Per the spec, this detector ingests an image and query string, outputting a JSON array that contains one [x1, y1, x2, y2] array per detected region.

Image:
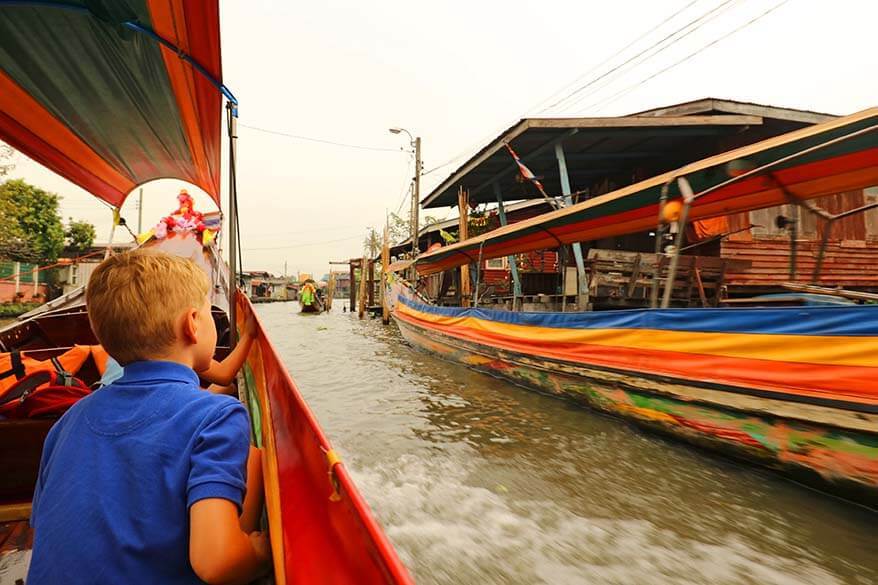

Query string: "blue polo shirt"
[[28, 360, 250, 585]]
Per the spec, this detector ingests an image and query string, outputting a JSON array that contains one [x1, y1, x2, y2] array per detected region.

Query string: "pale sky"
[[5, 0, 878, 278]]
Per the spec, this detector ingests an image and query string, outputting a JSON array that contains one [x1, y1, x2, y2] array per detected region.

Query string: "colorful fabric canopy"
[[0, 0, 224, 207], [416, 108, 878, 275]]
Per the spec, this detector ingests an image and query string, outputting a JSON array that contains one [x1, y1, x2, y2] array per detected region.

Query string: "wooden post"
[[326, 273, 335, 311], [358, 256, 367, 319], [13, 261, 19, 295], [349, 260, 356, 313], [381, 225, 390, 324], [33, 266, 38, 297], [458, 186, 471, 307], [367, 259, 375, 307]]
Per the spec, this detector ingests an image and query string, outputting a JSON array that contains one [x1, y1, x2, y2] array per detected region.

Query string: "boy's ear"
[[182, 308, 200, 345]]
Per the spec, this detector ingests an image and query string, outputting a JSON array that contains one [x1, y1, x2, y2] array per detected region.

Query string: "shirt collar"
[[116, 360, 200, 386]]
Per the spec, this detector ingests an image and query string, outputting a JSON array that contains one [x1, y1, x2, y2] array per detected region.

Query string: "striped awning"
[[0, 0, 226, 207], [416, 107, 878, 275]]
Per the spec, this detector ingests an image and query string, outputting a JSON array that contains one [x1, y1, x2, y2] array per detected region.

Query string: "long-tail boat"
[[299, 279, 324, 314], [0, 2, 412, 582], [389, 108, 878, 509]]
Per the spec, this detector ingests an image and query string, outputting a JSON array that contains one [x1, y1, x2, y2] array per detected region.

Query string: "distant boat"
[[299, 279, 324, 313]]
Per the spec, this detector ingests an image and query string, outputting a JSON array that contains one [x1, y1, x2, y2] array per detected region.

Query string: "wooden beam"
[[349, 261, 356, 312], [458, 186, 471, 307], [367, 259, 375, 307], [526, 115, 763, 129], [0, 502, 30, 523], [358, 256, 367, 319], [421, 119, 530, 208], [381, 225, 390, 324]]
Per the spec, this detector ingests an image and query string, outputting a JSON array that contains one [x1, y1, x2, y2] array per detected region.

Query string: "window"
[[70, 264, 79, 285], [485, 257, 507, 270]]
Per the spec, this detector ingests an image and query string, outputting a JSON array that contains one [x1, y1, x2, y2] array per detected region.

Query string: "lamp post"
[[389, 128, 421, 276]]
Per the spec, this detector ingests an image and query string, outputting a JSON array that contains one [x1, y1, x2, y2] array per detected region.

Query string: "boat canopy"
[[415, 108, 878, 275], [0, 0, 227, 207]]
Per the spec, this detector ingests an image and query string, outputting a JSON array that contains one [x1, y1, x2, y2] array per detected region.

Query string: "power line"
[[243, 234, 363, 251], [238, 123, 402, 153], [585, 0, 792, 113], [420, 0, 732, 181], [242, 223, 368, 239], [546, 0, 741, 113], [395, 181, 412, 215], [534, 0, 703, 113]]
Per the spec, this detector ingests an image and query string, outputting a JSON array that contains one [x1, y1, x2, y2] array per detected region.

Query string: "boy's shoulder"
[[54, 362, 246, 440]]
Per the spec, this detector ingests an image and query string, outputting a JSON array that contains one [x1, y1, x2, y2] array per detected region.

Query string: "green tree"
[[65, 218, 96, 253], [387, 212, 445, 246], [0, 179, 65, 262], [0, 144, 13, 178], [363, 227, 381, 259]]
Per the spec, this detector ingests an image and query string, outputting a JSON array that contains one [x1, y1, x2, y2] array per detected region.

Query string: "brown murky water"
[[257, 302, 878, 585]]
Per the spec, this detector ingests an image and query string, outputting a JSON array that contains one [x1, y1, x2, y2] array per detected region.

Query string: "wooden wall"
[[720, 187, 878, 292]]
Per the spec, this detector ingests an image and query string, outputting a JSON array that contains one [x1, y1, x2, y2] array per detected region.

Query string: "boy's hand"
[[243, 314, 257, 339], [249, 531, 271, 565]]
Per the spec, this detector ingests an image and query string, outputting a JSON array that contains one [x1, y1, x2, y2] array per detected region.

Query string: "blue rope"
[[0, 0, 239, 114]]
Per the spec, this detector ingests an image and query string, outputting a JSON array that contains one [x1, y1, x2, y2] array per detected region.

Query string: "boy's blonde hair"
[[86, 249, 211, 365]]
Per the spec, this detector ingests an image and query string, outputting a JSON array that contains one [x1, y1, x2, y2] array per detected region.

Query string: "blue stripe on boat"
[[397, 295, 878, 336]]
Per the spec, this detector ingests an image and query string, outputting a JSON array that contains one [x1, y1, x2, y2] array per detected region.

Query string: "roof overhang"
[[422, 114, 765, 209]]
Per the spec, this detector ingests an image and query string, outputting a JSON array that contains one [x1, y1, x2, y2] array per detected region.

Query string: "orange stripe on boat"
[[0, 69, 134, 205], [394, 308, 878, 406], [146, 0, 221, 203]]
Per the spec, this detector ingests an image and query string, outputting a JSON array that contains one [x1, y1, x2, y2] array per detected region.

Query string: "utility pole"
[[137, 187, 143, 233], [390, 128, 421, 282], [411, 136, 421, 262]]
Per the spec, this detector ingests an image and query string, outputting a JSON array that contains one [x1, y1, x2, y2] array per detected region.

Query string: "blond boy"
[[29, 250, 270, 584]]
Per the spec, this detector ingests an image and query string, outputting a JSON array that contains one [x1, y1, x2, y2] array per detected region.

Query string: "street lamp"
[[389, 127, 422, 276], [388, 127, 414, 144]]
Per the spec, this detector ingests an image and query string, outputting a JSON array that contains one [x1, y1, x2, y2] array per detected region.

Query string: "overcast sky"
[[5, 0, 878, 278]]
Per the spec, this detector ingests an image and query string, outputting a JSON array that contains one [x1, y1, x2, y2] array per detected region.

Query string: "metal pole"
[[137, 187, 144, 233], [650, 182, 672, 308], [661, 178, 694, 309], [493, 182, 521, 310], [554, 142, 588, 310], [227, 103, 238, 348]]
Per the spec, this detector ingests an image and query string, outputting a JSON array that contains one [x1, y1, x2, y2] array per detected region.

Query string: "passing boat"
[[299, 279, 324, 313], [0, 2, 411, 583], [389, 108, 878, 509]]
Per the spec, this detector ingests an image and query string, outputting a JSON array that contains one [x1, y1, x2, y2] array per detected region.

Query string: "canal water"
[[257, 302, 878, 585]]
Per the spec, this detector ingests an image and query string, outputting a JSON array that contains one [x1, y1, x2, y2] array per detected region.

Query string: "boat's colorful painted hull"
[[390, 282, 878, 508], [237, 294, 412, 584]]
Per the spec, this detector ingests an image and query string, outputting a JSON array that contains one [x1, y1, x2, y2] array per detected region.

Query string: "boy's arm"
[[188, 403, 270, 584], [190, 499, 270, 585], [201, 314, 257, 386], [239, 446, 264, 534]]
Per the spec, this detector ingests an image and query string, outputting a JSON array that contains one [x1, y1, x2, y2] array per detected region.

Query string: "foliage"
[[387, 212, 445, 246], [0, 144, 12, 178], [0, 302, 41, 318], [363, 227, 381, 259], [0, 179, 65, 263], [387, 212, 411, 245], [65, 218, 97, 253]]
